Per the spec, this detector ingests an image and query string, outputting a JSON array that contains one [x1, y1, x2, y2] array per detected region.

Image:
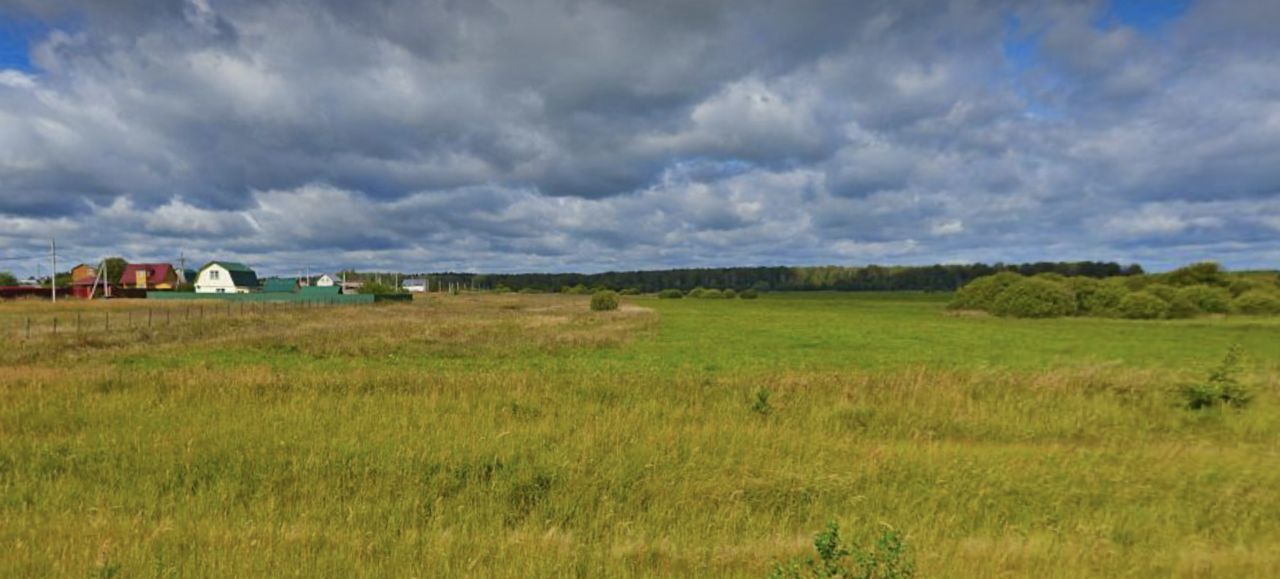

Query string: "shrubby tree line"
[[950, 262, 1280, 319], [408, 261, 1140, 294]]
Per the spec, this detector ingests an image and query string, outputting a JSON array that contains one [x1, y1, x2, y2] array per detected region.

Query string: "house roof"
[[202, 261, 254, 272], [120, 263, 175, 286]]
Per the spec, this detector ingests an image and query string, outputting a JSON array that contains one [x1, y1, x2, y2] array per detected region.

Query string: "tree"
[[101, 257, 129, 285], [0, 271, 17, 286]]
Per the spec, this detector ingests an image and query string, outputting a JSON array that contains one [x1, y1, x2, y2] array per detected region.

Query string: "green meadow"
[[2, 293, 1279, 577]]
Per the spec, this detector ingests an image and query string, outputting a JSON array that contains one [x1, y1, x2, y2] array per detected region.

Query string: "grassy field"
[[2, 292, 1279, 577]]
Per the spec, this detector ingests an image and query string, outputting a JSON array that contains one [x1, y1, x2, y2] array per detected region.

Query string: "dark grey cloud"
[[1, 0, 1279, 275]]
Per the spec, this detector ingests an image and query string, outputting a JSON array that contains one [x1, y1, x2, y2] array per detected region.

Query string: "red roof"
[[119, 263, 175, 287]]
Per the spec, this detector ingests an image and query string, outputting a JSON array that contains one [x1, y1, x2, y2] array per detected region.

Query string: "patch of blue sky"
[[1000, 13, 1063, 120], [1098, 0, 1192, 33], [667, 157, 757, 182], [0, 13, 49, 72]]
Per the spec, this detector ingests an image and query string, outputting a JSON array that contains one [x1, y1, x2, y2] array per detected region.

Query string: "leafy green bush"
[[990, 278, 1076, 318], [1229, 277, 1269, 297], [360, 280, 404, 295], [590, 290, 619, 311], [1165, 261, 1228, 287], [739, 288, 759, 299], [657, 289, 684, 299], [723, 288, 738, 299], [1118, 291, 1169, 319], [1166, 295, 1200, 319], [687, 287, 707, 298], [1032, 272, 1067, 283], [619, 288, 642, 296], [1064, 276, 1126, 316], [949, 271, 1023, 311], [1175, 285, 1231, 314], [1181, 345, 1251, 409], [1143, 283, 1178, 303], [1231, 290, 1280, 315], [700, 289, 725, 299], [769, 522, 914, 579]]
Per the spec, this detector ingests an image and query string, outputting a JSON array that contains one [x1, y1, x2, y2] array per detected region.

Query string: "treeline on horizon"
[[371, 261, 1145, 293]]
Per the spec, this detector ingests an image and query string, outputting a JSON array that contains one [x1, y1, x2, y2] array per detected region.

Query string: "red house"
[[119, 263, 180, 290]]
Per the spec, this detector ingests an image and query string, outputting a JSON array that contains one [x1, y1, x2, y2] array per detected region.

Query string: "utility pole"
[[50, 238, 56, 303]]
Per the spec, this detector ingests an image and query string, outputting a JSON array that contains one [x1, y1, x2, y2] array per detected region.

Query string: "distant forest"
[[384, 261, 1144, 293]]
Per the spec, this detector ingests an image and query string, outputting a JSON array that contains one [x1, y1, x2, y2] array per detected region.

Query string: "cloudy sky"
[[1, 0, 1278, 276]]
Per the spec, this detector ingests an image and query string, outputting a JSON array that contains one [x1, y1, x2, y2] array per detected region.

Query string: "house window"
[[210, 270, 220, 280]]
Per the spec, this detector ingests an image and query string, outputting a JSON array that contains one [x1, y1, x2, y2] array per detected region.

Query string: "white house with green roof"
[[194, 261, 260, 294]]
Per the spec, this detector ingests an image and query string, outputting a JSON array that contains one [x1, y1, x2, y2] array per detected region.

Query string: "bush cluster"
[[589, 290, 619, 311], [672, 287, 752, 299], [950, 261, 1280, 319]]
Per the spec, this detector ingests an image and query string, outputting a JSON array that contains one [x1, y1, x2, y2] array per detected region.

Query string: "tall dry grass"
[[1, 293, 1278, 577]]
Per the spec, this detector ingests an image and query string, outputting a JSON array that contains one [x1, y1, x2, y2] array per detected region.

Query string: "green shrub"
[[619, 288, 642, 296], [1175, 285, 1231, 314], [723, 288, 738, 299], [1166, 295, 1200, 319], [739, 288, 759, 299], [1165, 261, 1229, 287], [561, 284, 592, 295], [657, 289, 684, 299], [687, 287, 707, 298], [360, 280, 404, 295], [1231, 290, 1280, 315], [949, 272, 1023, 311], [1228, 277, 1269, 297], [517, 287, 543, 294], [1118, 291, 1169, 319], [590, 290, 619, 311], [700, 289, 725, 299], [990, 278, 1075, 318], [1143, 283, 1178, 302], [1181, 345, 1251, 409], [1079, 282, 1129, 317], [1033, 272, 1067, 283], [769, 522, 914, 579]]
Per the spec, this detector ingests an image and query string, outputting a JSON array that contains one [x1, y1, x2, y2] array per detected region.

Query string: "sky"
[[0, 0, 1278, 277]]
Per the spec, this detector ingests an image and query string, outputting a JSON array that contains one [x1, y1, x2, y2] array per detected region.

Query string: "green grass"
[[2, 293, 1279, 577]]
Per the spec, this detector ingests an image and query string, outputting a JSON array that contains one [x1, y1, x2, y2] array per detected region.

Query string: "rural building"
[[402, 278, 427, 292], [194, 261, 260, 294], [314, 273, 342, 287], [120, 263, 180, 290], [70, 264, 97, 284], [262, 278, 301, 293], [70, 264, 99, 299]]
